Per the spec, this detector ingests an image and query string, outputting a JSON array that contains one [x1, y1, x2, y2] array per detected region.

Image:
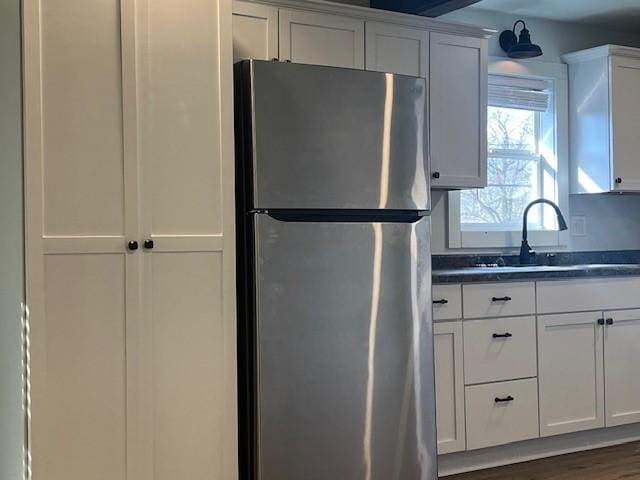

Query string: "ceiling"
[[472, 0, 640, 33]]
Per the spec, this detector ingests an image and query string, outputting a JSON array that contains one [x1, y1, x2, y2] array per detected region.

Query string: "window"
[[448, 60, 569, 249]]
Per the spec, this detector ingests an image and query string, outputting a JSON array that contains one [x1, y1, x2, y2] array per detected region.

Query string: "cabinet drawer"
[[463, 316, 537, 385], [463, 282, 535, 319], [465, 378, 539, 450], [433, 284, 462, 321], [537, 277, 640, 314]]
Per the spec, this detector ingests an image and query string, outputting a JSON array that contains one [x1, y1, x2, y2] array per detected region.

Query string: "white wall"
[[0, 0, 25, 477], [432, 8, 640, 254], [442, 7, 640, 63]]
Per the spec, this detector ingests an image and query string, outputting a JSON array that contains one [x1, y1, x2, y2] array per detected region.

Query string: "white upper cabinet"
[[429, 33, 487, 189], [537, 312, 605, 437], [232, 1, 278, 61], [603, 309, 640, 427], [364, 22, 428, 77], [564, 45, 640, 193], [609, 55, 640, 191], [231, 2, 490, 190], [279, 9, 364, 68]]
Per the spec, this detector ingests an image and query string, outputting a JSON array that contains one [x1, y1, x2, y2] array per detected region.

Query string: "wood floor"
[[444, 441, 640, 480]]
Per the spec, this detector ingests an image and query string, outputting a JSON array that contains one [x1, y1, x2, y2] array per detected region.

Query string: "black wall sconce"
[[499, 20, 543, 59]]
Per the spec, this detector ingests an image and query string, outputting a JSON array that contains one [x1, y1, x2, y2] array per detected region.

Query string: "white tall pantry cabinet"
[[22, 1, 237, 479]]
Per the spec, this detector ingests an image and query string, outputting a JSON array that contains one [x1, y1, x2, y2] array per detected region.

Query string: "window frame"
[[447, 57, 570, 249]]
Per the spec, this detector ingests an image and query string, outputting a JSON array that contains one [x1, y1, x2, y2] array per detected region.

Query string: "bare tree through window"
[[461, 106, 540, 229]]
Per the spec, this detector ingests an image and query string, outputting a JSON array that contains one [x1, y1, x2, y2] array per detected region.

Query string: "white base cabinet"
[[436, 277, 640, 472], [434, 321, 466, 454], [604, 309, 640, 427], [538, 312, 605, 437]]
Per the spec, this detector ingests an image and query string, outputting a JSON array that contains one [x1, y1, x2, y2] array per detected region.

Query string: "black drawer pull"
[[433, 299, 449, 305], [492, 296, 512, 302], [492, 332, 513, 339], [494, 396, 514, 403]]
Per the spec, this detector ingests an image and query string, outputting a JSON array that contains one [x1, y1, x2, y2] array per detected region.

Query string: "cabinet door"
[[24, 1, 135, 478], [279, 9, 364, 68], [538, 312, 605, 437], [232, 0, 278, 61], [365, 22, 428, 77], [434, 321, 466, 454], [429, 33, 487, 189], [610, 56, 640, 191], [604, 309, 640, 427], [143, 252, 229, 479], [136, 0, 237, 478]]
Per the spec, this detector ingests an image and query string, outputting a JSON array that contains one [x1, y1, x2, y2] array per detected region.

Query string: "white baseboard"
[[438, 423, 640, 477]]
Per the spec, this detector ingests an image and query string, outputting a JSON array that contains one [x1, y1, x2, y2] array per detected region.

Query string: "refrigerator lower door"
[[254, 214, 436, 480]]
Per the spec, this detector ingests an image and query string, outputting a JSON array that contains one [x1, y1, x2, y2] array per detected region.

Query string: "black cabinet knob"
[[432, 171, 440, 179], [616, 177, 623, 184], [597, 318, 605, 325], [606, 318, 614, 325], [144, 239, 154, 250], [433, 299, 449, 305], [128, 240, 139, 251]]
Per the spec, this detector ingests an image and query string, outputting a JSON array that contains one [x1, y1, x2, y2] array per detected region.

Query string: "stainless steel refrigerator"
[[234, 59, 437, 480]]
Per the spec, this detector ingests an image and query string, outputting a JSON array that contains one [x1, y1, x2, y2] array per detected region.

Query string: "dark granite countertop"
[[433, 263, 640, 284], [432, 250, 640, 284]]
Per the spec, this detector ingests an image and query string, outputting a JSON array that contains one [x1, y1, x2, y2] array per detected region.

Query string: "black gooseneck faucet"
[[519, 199, 568, 265]]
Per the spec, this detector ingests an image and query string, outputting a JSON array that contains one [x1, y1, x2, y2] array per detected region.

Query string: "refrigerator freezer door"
[[248, 60, 429, 211], [254, 214, 436, 480]]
